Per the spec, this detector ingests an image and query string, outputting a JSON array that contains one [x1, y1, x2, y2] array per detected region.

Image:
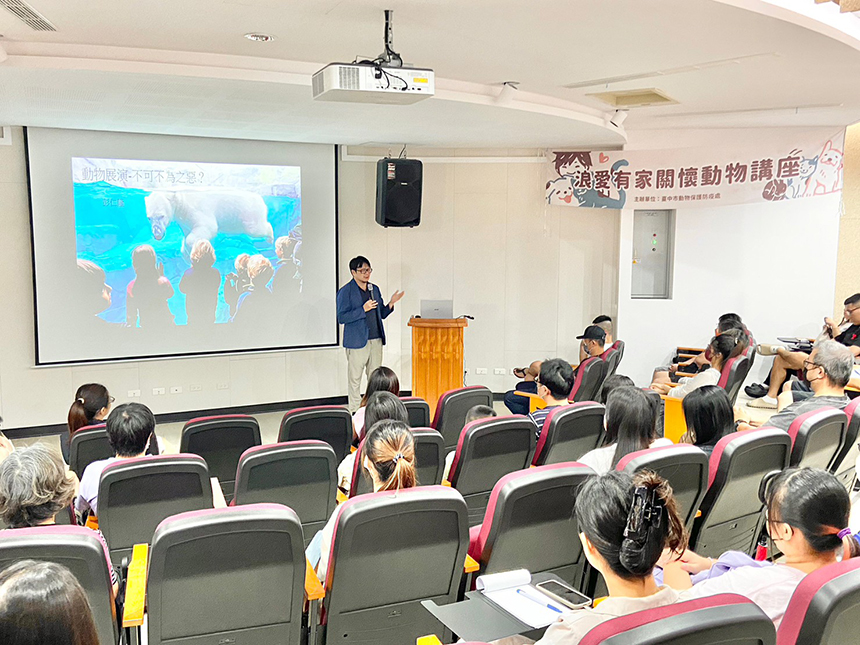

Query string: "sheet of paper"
[[482, 585, 562, 629]]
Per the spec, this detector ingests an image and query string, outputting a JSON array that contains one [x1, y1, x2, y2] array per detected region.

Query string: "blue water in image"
[[74, 182, 301, 325]]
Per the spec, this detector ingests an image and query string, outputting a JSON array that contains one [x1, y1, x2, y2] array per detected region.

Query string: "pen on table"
[[516, 587, 562, 613]]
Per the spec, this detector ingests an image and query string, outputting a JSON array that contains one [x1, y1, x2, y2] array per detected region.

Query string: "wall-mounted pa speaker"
[[375, 158, 422, 227]]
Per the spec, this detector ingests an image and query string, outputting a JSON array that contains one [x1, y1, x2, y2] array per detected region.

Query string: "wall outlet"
[[170, 386, 182, 394], [216, 383, 229, 390], [189, 384, 202, 392], [152, 387, 166, 396], [127, 389, 141, 398], [475, 367, 488, 375], [494, 368, 506, 375]]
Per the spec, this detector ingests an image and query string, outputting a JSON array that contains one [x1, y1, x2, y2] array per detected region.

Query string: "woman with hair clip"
[[62, 383, 113, 464], [501, 471, 687, 645], [679, 385, 735, 456], [352, 366, 400, 440], [310, 417, 416, 582], [650, 333, 737, 399], [577, 386, 672, 475], [664, 467, 860, 627]]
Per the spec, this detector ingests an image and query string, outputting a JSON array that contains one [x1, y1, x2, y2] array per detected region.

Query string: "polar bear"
[[145, 189, 274, 258]]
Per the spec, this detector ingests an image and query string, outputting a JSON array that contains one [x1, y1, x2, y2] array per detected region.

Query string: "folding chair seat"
[[776, 557, 860, 645], [401, 396, 432, 427], [98, 454, 213, 564], [532, 402, 604, 466], [468, 463, 594, 589], [689, 428, 791, 557], [830, 398, 860, 490], [233, 441, 337, 546], [180, 414, 261, 501], [717, 351, 752, 405], [784, 407, 847, 470], [0, 526, 118, 645], [448, 416, 535, 526], [615, 444, 709, 530], [321, 486, 468, 645], [69, 424, 111, 479], [579, 593, 774, 645], [432, 386, 493, 450], [413, 428, 445, 485], [569, 357, 606, 403], [147, 504, 305, 645], [278, 406, 352, 462]]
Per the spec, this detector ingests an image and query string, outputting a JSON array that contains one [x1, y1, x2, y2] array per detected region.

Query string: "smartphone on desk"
[[535, 580, 591, 610]]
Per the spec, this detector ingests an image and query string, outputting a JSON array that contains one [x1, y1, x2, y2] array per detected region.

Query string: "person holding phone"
[[499, 471, 686, 645]]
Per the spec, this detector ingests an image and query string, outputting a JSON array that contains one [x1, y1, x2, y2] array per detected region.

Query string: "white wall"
[[616, 194, 842, 385], [0, 130, 618, 430]]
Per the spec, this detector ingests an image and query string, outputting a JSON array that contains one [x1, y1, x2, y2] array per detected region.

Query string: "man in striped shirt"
[[528, 358, 575, 440]]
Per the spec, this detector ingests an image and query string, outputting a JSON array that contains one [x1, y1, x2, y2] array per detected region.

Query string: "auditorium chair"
[[601, 340, 625, 379], [468, 463, 594, 589], [401, 396, 432, 427], [447, 416, 535, 526], [320, 486, 468, 645], [689, 428, 792, 557], [579, 594, 775, 645], [432, 386, 493, 450], [349, 437, 373, 498], [278, 405, 352, 463], [569, 357, 607, 403], [98, 454, 213, 564], [615, 444, 709, 530], [531, 402, 604, 466], [69, 423, 112, 479], [784, 407, 847, 470], [0, 526, 118, 645], [180, 414, 261, 501], [776, 557, 860, 645], [830, 398, 860, 490], [147, 505, 305, 645], [232, 441, 337, 546], [718, 348, 753, 406], [350, 428, 446, 498]]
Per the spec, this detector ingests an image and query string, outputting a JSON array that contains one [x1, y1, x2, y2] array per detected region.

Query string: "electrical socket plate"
[[170, 386, 182, 394], [127, 389, 141, 398], [190, 384, 202, 392], [216, 383, 229, 390], [475, 367, 488, 375], [494, 368, 506, 375], [152, 387, 166, 396]]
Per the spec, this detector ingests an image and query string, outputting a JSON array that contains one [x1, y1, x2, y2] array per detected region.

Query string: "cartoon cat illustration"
[[788, 155, 817, 199], [804, 140, 843, 197]]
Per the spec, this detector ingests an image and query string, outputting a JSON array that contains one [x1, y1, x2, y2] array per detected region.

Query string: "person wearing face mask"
[[576, 325, 607, 364], [737, 340, 853, 432]]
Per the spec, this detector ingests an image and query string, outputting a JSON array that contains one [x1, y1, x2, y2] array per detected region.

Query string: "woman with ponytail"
[[664, 467, 859, 627], [62, 384, 113, 464], [651, 333, 737, 399], [310, 418, 417, 581]]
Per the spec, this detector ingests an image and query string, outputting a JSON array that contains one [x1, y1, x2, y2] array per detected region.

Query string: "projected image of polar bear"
[[145, 189, 275, 257]]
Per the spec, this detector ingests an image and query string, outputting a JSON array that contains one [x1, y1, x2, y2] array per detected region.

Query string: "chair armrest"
[[304, 557, 325, 601], [122, 544, 149, 628], [417, 637, 444, 645], [513, 391, 546, 413], [677, 346, 706, 354], [464, 554, 479, 574], [675, 372, 698, 379], [441, 479, 451, 487], [336, 489, 348, 504]]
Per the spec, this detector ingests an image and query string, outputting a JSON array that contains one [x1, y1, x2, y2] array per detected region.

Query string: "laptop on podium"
[[420, 299, 454, 319]]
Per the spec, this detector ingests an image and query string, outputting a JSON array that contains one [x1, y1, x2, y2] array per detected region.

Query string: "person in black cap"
[[577, 324, 607, 364]]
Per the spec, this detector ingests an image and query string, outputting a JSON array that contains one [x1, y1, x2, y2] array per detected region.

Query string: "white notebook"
[[476, 569, 565, 629]]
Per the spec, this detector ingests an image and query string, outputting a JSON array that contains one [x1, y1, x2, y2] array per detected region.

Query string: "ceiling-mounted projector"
[[312, 9, 434, 105]]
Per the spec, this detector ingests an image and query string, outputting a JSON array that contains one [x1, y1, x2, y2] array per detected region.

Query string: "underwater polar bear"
[[145, 189, 274, 257]]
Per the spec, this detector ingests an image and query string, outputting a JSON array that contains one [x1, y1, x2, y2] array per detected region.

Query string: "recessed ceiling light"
[[244, 33, 275, 42]]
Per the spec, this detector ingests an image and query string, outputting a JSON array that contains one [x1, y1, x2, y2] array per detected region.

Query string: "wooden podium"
[[408, 317, 468, 417]]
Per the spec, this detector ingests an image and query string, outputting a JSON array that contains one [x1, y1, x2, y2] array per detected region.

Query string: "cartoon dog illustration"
[[805, 140, 843, 197], [546, 176, 576, 205]]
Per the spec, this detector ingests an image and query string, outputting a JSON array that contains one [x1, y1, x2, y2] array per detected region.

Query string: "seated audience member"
[[664, 468, 859, 628], [75, 403, 155, 518], [651, 333, 737, 399], [578, 386, 672, 475], [442, 404, 499, 482], [528, 359, 575, 440], [747, 294, 860, 408], [62, 383, 113, 464], [591, 314, 614, 346], [0, 446, 118, 589], [505, 360, 542, 416], [312, 419, 417, 582], [738, 340, 852, 432], [336, 391, 408, 491], [577, 325, 606, 364], [352, 366, 400, 440], [0, 560, 100, 645], [500, 471, 686, 645], [680, 386, 735, 456], [660, 313, 747, 378], [597, 374, 634, 405]]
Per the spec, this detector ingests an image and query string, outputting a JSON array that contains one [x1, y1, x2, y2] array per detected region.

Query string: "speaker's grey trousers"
[[346, 338, 383, 413]]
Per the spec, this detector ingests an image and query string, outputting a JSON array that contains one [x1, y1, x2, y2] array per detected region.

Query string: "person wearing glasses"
[[527, 358, 575, 440], [737, 340, 853, 432], [336, 256, 404, 413]]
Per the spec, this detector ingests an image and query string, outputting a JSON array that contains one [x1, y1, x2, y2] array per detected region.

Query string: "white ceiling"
[[0, 0, 859, 147]]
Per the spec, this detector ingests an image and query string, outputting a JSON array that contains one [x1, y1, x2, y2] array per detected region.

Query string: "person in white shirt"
[[663, 467, 860, 628], [498, 470, 687, 645], [650, 333, 738, 400], [578, 386, 672, 475], [351, 366, 400, 441]]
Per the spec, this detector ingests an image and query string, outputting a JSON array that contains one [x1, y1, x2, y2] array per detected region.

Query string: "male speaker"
[[375, 158, 422, 227]]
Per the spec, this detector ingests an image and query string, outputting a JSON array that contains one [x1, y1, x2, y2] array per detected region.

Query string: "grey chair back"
[[0, 526, 117, 645], [690, 428, 791, 558], [147, 504, 305, 645], [69, 424, 112, 479], [233, 440, 337, 546], [831, 398, 860, 490], [431, 386, 493, 450], [717, 352, 752, 406], [97, 454, 213, 564], [532, 402, 604, 466], [401, 396, 431, 427], [322, 486, 468, 645], [278, 406, 352, 462], [180, 414, 261, 501], [448, 416, 535, 526], [569, 357, 606, 403], [786, 408, 847, 470], [413, 428, 445, 485]]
